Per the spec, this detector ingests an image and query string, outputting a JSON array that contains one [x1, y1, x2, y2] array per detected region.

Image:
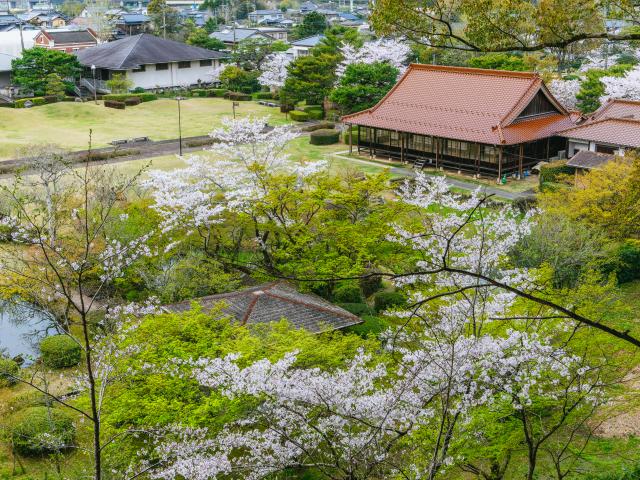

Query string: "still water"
[[0, 304, 57, 364]]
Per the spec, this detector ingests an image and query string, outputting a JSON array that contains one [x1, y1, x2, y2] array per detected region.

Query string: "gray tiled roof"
[[210, 28, 268, 43], [45, 29, 96, 43], [76, 33, 226, 69], [166, 282, 362, 333], [291, 34, 324, 47], [566, 150, 615, 169]]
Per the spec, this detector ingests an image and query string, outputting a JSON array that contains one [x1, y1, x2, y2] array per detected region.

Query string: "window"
[[484, 146, 498, 164], [155, 63, 168, 70], [178, 61, 191, 69], [133, 65, 146, 72], [200, 59, 212, 67]]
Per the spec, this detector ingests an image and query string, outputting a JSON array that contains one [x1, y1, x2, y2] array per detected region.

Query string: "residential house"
[[342, 64, 577, 179], [75, 33, 227, 90], [248, 9, 283, 24], [115, 13, 150, 35], [256, 26, 288, 41], [34, 29, 98, 52], [0, 12, 20, 31], [166, 282, 361, 333], [209, 27, 274, 48], [288, 34, 324, 58], [18, 11, 67, 28], [300, 1, 318, 13], [315, 8, 340, 22]]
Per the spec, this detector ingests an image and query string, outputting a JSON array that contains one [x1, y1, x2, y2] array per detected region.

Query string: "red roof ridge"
[[559, 116, 640, 134], [407, 63, 539, 79]]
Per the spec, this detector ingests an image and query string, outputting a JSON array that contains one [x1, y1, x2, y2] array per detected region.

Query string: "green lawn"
[[0, 98, 289, 160]]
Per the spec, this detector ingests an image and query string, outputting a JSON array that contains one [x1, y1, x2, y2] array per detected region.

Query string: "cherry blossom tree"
[[0, 144, 156, 480], [600, 65, 640, 103], [549, 78, 582, 110], [258, 53, 291, 91], [336, 38, 412, 78]]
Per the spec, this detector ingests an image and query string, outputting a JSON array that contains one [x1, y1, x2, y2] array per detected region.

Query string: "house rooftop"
[[39, 29, 97, 44], [343, 64, 575, 146], [291, 34, 324, 47], [165, 282, 362, 333], [567, 150, 615, 169], [76, 33, 226, 69], [210, 27, 267, 43]]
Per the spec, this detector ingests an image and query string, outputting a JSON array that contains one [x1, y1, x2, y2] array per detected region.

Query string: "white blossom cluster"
[[258, 53, 292, 89], [549, 78, 582, 110], [336, 38, 412, 78], [98, 234, 154, 282], [600, 65, 640, 103]]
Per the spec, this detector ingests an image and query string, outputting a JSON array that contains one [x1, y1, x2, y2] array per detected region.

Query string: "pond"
[[0, 304, 58, 365]]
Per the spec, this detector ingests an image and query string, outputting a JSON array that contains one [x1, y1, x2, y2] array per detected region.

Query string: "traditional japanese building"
[[342, 64, 577, 179]]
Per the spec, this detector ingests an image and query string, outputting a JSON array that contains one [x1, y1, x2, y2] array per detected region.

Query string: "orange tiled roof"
[[342, 64, 572, 146], [559, 118, 640, 148], [591, 98, 640, 121]]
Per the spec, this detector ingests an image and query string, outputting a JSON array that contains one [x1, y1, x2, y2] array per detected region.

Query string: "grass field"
[[0, 99, 289, 160]]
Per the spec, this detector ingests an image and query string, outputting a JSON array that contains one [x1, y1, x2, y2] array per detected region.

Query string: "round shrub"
[[333, 282, 363, 303], [302, 105, 322, 112], [306, 109, 324, 120], [104, 100, 125, 110], [0, 357, 19, 387], [256, 92, 275, 100], [40, 335, 81, 369], [289, 110, 309, 122], [310, 129, 340, 145], [12, 406, 75, 456], [124, 97, 142, 106], [373, 291, 407, 313]]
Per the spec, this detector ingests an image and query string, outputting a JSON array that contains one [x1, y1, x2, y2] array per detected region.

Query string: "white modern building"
[[0, 30, 38, 92], [75, 33, 227, 91]]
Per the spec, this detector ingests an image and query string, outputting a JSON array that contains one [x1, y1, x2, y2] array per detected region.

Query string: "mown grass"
[[0, 99, 289, 160]]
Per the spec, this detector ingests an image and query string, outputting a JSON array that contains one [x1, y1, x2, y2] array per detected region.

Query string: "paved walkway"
[[330, 151, 536, 201]]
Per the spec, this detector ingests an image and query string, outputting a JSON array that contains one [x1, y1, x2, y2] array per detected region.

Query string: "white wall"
[[126, 59, 222, 89]]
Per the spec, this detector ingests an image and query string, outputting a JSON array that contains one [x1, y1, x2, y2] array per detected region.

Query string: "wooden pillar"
[[476, 143, 481, 177], [357, 125, 361, 154], [400, 131, 405, 162], [435, 137, 439, 169], [372, 128, 376, 158], [497, 146, 503, 182], [546, 137, 550, 160], [518, 144, 524, 178], [348, 123, 353, 155]]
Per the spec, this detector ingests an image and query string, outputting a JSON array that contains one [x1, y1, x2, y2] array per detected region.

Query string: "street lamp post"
[[175, 96, 186, 155], [91, 64, 97, 105]]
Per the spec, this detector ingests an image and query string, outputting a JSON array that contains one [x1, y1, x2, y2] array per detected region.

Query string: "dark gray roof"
[[76, 33, 226, 69], [210, 28, 269, 43], [166, 282, 362, 333], [567, 150, 615, 169], [291, 34, 324, 47], [117, 14, 149, 24], [45, 29, 96, 43]]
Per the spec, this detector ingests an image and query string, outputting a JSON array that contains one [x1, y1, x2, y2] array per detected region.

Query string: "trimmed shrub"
[[256, 92, 275, 100], [40, 335, 81, 369], [191, 89, 209, 97], [103, 93, 157, 102], [0, 102, 14, 108], [306, 109, 324, 120], [539, 160, 574, 184], [104, 100, 125, 109], [373, 291, 406, 313], [333, 282, 363, 303], [310, 129, 340, 145], [124, 97, 142, 106], [43, 95, 59, 104], [290, 110, 309, 122], [302, 105, 322, 112], [280, 103, 294, 113], [603, 239, 640, 284], [0, 357, 19, 387], [132, 87, 145, 93], [12, 407, 75, 456], [15, 97, 47, 108], [337, 303, 374, 317], [211, 88, 228, 97], [301, 121, 336, 132], [63, 96, 76, 102], [225, 92, 252, 101]]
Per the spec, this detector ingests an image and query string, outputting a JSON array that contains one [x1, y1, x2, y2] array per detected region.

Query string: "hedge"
[[301, 121, 336, 132], [310, 129, 340, 145], [373, 291, 406, 313], [333, 282, 363, 303], [43, 95, 59, 104], [306, 109, 324, 120], [40, 335, 81, 369], [345, 315, 389, 337], [256, 92, 275, 100], [224, 91, 252, 101], [191, 89, 209, 97], [15, 97, 47, 108], [280, 104, 295, 113], [12, 407, 76, 456], [211, 88, 228, 97], [602, 239, 640, 284], [302, 105, 322, 112], [0, 357, 19, 387], [104, 100, 125, 109], [290, 110, 309, 122], [103, 93, 157, 102], [539, 160, 575, 184], [124, 97, 142, 106]]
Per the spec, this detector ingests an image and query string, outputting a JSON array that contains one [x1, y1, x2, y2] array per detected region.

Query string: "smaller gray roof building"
[[291, 34, 325, 47], [566, 150, 615, 170], [166, 282, 362, 333], [76, 33, 226, 69], [117, 14, 150, 25]]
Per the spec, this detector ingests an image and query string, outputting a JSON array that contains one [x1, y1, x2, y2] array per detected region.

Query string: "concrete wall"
[[125, 59, 222, 89]]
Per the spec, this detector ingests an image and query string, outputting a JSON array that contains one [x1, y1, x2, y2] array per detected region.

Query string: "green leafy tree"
[[232, 38, 277, 71], [106, 73, 133, 94], [186, 28, 226, 50], [59, 0, 84, 17], [576, 64, 632, 113], [219, 65, 260, 92], [45, 72, 66, 99], [468, 53, 528, 71], [11, 48, 81, 96], [282, 53, 340, 105], [202, 16, 219, 33], [292, 11, 327, 39], [330, 62, 399, 113], [148, 0, 181, 38]]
